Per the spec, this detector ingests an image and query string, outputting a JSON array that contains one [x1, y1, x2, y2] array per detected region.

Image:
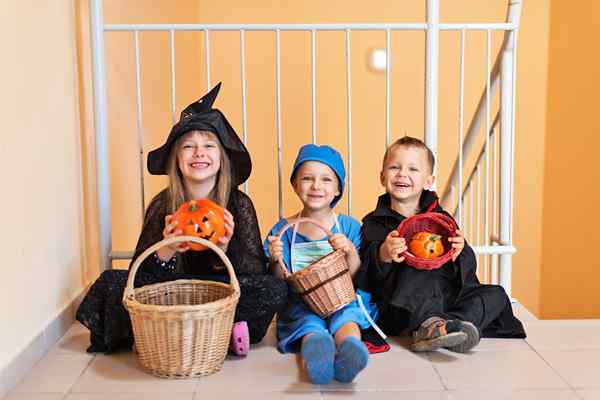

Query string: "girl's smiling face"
[[177, 131, 221, 185], [293, 161, 340, 211]]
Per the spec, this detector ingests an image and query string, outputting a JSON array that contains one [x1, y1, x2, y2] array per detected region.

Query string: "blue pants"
[[277, 289, 378, 353]]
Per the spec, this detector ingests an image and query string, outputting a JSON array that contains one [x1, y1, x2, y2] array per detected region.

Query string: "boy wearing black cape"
[[355, 137, 525, 353]]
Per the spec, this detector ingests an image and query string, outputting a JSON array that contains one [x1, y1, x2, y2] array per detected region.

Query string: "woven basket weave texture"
[[123, 235, 240, 378]]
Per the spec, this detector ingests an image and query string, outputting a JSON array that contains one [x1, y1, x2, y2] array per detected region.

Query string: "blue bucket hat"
[[290, 144, 346, 208]]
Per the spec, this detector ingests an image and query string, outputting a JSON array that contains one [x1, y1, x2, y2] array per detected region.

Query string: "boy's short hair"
[[382, 136, 435, 174]]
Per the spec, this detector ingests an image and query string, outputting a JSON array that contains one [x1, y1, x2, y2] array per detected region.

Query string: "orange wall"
[[89, 1, 551, 316], [540, 1, 600, 318], [77, 0, 202, 269]]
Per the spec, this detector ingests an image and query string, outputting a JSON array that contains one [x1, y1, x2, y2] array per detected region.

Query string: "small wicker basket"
[[396, 212, 459, 270], [123, 235, 240, 379], [276, 218, 355, 318]]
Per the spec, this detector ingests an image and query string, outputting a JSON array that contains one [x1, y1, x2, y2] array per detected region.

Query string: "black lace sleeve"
[[128, 190, 170, 275], [226, 189, 268, 275], [127, 188, 267, 277]]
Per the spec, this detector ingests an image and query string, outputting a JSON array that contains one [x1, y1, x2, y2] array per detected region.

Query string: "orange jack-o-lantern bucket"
[[172, 199, 226, 251]]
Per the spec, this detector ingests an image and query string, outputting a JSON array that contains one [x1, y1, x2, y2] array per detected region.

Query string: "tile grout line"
[[65, 355, 96, 396], [426, 352, 449, 391], [59, 342, 96, 399], [523, 336, 580, 394]]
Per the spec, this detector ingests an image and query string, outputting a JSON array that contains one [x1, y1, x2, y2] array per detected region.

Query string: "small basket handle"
[[123, 235, 240, 302], [274, 217, 338, 279]]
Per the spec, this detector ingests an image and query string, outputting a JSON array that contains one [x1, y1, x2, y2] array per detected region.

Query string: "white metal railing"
[[440, 1, 521, 296], [89, 0, 521, 297]]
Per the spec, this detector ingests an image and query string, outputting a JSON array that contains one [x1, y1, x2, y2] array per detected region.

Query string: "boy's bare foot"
[[410, 317, 467, 352]]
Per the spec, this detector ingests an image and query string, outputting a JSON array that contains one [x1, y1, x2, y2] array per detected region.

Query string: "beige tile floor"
[[4, 304, 600, 400]]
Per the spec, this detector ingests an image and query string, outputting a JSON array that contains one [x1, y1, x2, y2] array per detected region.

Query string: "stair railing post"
[[425, 0, 440, 182], [90, 0, 112, 270]]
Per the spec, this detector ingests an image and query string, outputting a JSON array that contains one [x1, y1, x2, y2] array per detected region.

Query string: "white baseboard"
[[0, 285, 89, 399], [511, 298, 539, 321]]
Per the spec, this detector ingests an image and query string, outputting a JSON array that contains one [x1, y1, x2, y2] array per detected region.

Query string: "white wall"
[[0, 0, 88, 369]]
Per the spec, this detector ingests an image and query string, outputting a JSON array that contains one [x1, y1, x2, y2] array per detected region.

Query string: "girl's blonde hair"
[[166, 130, 232, 213]]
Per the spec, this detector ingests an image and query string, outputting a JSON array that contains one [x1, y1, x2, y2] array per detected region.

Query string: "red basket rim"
[[396, 212, 458, 270]]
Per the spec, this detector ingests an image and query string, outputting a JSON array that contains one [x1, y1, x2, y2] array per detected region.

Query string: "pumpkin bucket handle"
[[123, 235, 240, 302], [274, 217, 338, 279]]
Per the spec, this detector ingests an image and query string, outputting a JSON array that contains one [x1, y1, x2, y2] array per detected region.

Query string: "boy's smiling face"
[[293, 161, 340, 211], [380, 145, 435, 205]]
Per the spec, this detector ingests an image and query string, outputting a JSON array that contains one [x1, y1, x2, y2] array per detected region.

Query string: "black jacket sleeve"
[[226, 190, 268, 275], [355, 216, 395, 293], [129, 190, 170, 276]]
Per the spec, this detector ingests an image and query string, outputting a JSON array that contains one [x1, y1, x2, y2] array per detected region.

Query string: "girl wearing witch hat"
[[76, 83, 288, 355]]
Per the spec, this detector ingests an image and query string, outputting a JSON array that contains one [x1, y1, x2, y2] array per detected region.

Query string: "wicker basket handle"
[[123, 235, 240, 301], [274, 217, 337, 279]]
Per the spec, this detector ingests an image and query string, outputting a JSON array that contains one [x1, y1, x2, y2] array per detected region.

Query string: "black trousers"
[[76, 270, 288, 353], [379, 284, 524, 338]]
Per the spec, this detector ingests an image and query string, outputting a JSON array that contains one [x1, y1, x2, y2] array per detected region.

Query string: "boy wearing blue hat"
[[264, 144, 378, 384]]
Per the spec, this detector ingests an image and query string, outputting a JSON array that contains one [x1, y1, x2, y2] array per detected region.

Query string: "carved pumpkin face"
[[408, 231, 445, 259], [172, 199, 225, 251]]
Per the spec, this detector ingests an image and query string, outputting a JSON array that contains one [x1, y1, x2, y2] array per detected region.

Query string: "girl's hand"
[[449, 230, 465, 262], [157, 214, 189, 260], [329, 233, 353, 253], [379, 230, 407, 264], [266, 235, 284, 262], [218, 209, 235, 252]]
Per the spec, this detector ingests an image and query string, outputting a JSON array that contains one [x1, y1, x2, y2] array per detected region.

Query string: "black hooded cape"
[[355, 190, 526, 339]]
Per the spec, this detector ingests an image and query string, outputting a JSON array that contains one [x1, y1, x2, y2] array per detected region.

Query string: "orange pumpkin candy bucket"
[[396, 212, 459, 270], [172, 199, 225, 251]]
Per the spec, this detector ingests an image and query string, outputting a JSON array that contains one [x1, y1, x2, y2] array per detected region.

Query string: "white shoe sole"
[[410, 331, 467, 352]]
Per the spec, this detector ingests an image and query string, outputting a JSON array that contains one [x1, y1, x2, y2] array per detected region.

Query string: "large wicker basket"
[[123, 235, 240, 378], [396, 212, 458, 270], [276, 218, 355, 318]]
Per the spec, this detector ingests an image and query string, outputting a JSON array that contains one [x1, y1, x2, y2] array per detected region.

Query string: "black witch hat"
[[147, 82, 251, 186]]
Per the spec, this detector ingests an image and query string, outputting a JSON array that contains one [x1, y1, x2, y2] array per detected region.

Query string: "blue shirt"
[[263, 214, 362, 272]]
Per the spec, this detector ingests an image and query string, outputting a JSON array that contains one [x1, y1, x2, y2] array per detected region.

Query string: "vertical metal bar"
[[510, 34, 519, 245], [450, 185, 455, 216], [134, 31, 146, 223], [492, 127, 498, 284], [345, 29, 353, 215], [458, 28, 465, 227], [275, 29, 283, 218], [484, 29, 491, 254], [240, 29, 249, 194], [483, 29, 491, 285], [477, 166, 481, 247], [463, 186, 468, 239], [500, 46, 514, 297], [385, 28, 391, 147], [311, 29, 317, 144], [493, 127, 498, 237], [425, 0, 440, 180], [470, 181, 474, 245], [476, 168, 481, 279], [90, 0, 111, 270], [499, 0, 522, 299], [205, 29, 211, 88], [169, 30, 177, 124]]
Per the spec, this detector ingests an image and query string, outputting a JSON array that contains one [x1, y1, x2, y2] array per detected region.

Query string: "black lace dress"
[[76, 189, 288, 353]]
